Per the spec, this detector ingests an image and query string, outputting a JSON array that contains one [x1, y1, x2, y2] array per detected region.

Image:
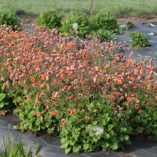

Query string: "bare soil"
[[118, 15, 157, 24]]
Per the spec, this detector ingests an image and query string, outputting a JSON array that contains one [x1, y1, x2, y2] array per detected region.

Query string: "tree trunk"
[[89, 0, 93, 16]]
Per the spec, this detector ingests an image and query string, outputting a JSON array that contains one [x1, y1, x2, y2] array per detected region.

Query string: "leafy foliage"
[[60, 12, 90, 38], [90, 11, 119, 33], [60, 95, 132, 153], [91, 29, 115, 41], [130, 32, 150, 48], [0, 10, 21, 30], [37, 10, 62, 29]]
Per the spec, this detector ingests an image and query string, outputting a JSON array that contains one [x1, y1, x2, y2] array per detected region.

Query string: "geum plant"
[[0, 25, 157, 153]]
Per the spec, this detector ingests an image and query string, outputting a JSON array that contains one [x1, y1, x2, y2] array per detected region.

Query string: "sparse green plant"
[[0, 132, 34, 157], [130, 32, 150, 48]]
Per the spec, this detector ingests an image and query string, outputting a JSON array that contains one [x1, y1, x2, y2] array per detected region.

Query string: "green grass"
[[0, 0, 157, 16], [0, 132, 40, 157]]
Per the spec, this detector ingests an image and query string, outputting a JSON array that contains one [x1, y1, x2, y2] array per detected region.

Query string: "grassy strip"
[[0, 132, 40, 157], [0, 0, 157, 17]]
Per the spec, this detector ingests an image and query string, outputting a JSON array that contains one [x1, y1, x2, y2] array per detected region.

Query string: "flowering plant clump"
[[0, 25, 157, 153]]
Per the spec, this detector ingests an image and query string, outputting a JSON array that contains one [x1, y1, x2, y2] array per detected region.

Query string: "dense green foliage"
[[60, 12, 90, 38], [0, 11, 21, 30], [90, 11, 119, 33], [37, 10, 119, 40], [37, 10, 62, 29]]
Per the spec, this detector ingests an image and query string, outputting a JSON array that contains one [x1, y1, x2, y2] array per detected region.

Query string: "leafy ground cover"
[[1, 0, 157, 17], [0, 24, 157, 153]]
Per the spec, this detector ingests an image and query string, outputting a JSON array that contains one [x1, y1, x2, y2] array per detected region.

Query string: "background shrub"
[[0, 10, 21, 30], [90, 11, 119, 33], [60, 12, 90, 38], [37, 10, 62, 29]]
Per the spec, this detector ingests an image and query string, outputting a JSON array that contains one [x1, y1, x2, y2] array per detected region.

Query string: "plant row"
[[36, 10, 120, 41], [0, 10, 151, 47]]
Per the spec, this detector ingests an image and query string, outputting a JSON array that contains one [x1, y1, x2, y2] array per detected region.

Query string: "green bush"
[[92, 29, 115, 41], [90, 11, 119, 33], [0, 80, 12, 111], [130, 32, 150, 48], [0, 11, 21, 30], [37, 10, 62, 29], [60, 12, 90, 38]]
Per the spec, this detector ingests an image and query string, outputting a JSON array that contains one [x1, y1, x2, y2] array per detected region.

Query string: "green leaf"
[[105, 133, 110, 139], [0, 93, 5, 101], [73, 145, 81, 152], [0, 102, 4, 108], [111, 143, 118, 150], [65, 147, 71, 154], [124, 135, 129, 141], [61, 142, 69, 148], [102, 142, 109, 149], [83, 144, 90, 150], [108, 124, 114, 131]]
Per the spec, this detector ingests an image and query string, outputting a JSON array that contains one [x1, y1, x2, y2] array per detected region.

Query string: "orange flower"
[[120, 96, 125, 101], [119, 107, 123, 111], [114, 78, 123, 85], [50, 110, 58, 117], [134, 104, 139, 110], [72, 108, 77, 115], [67, 109, 73, 116], [61, 119, 66, 127], [30, 76, 35, 82], [127, 97, 132, 102], [34, 111, 40, 117]]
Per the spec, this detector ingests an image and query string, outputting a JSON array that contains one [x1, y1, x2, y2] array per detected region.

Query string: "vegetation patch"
[[37, 10, 62, 29], [60, 12, 90, 38], [0, 10, 21, 30], [0, 23, 156, 154], [130, 31, 150, 48]]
